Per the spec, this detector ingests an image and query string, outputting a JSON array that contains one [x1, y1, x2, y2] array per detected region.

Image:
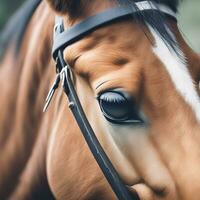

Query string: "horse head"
[[45, 0, 200, 199], [0, 0, 200, 199]]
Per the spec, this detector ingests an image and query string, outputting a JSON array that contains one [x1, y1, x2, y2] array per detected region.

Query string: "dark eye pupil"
[[99, 92, 131, 121]]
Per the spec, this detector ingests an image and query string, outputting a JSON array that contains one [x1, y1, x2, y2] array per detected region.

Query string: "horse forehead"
[[64, 22, 155, 88], [64, 20, 152, 63]]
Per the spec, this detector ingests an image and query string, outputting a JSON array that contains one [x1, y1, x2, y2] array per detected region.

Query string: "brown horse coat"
[[0, 0, 200, 200]]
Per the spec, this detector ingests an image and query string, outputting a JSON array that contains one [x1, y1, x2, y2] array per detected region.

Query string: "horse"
[[0, 0, 200, 199]]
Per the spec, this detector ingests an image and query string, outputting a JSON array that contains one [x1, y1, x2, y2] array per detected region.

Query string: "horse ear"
[[46, 0, 83, 17]]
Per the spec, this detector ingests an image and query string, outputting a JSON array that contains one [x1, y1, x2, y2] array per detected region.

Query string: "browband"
[[52, 1, 176, 60]]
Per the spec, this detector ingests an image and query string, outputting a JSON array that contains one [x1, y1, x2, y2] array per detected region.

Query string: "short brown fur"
[[0, 1, 200, 200]]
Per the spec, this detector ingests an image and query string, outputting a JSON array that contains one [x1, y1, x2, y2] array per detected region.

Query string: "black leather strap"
[[52, 5, 137, 60], [51, 6, 141, 199], [57, 51, 139, 200], [52, 4, 176, 60], [51, 3, 176, 199]]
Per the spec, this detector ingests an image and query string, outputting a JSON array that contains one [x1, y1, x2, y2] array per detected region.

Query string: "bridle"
[[44, 1, 176, 200]]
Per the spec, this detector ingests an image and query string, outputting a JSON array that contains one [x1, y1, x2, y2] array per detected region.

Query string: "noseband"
[[44, 2, 176, 199]]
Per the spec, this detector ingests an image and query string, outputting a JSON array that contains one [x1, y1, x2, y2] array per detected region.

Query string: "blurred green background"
[[178, 0, 200, 52], [0, 0, 24, 29], [0, 0, 199, 52]]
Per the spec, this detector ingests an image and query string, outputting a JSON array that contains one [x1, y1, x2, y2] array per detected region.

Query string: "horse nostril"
[[153, 186, 168, 197], [127, 186, 140, 200]]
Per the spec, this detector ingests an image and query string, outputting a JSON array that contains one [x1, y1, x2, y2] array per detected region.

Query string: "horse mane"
[[0, 0, 41, 60]]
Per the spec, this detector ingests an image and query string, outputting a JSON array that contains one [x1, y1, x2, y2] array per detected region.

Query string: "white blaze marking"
[[149, 27, 200, 122]]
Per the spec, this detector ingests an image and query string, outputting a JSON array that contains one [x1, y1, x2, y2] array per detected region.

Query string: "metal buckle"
[[61, 65, 70, 96], [43, 73, 61, 112], [43, 55, 62, 112], [43, 56, 72, 112]]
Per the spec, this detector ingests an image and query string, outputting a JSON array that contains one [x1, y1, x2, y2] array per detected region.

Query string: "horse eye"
[[97, 91, 143, 124]]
